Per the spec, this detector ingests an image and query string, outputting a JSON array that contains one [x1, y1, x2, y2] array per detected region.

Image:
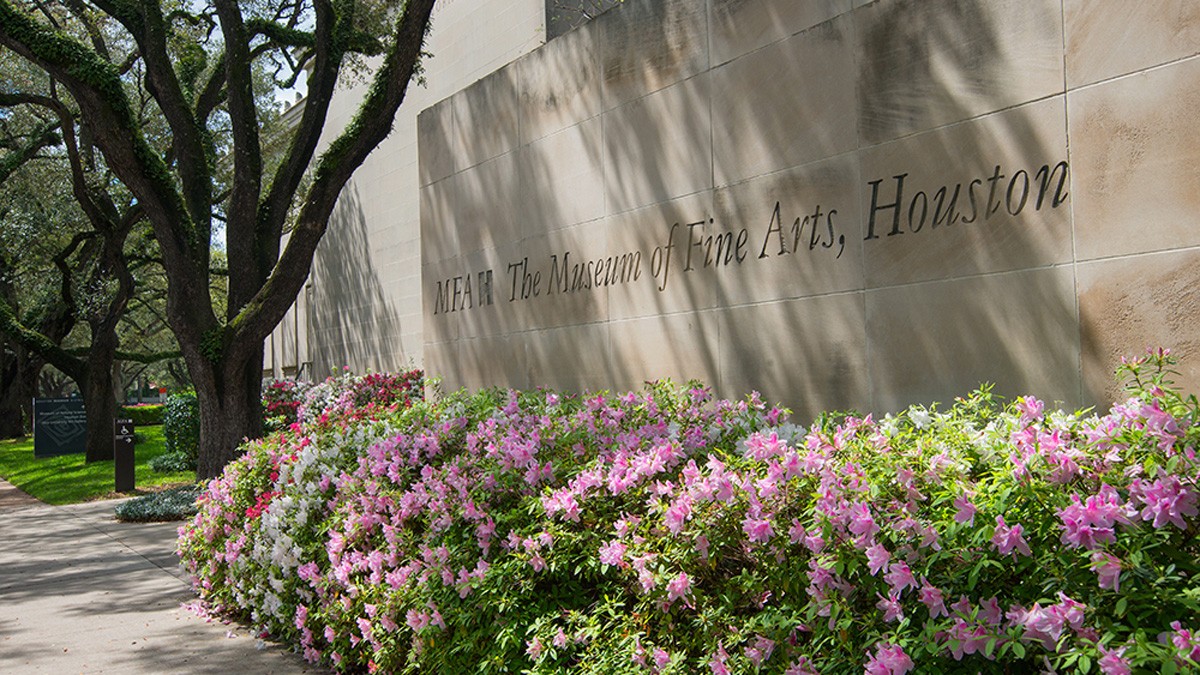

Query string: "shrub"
[[296, 368, 423, 424], [121, 403, 165, 426], [116, 484, 201, 522], [178, 353, 1200, 673], [263, 378, 310, 431], [163, 393, 200, 464], [150, 450, 195, 473]]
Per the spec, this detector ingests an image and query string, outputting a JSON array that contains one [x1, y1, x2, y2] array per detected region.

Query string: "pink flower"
[[884, 561, 916, 595], [599, 540, 627, 567], [864, 642, 914, 675], [653, 648, 671, 669], [784, 657, 819, 675], [946, 620, 990, 660], [1097, 644, 1131, 675], [631, 637, 647, 666], [991, 515, 1032, 557], [876, 591, 903, 622], [953, 494, 977, 526], [1091, 551, 1121, 591], [297, 561, 320, 584], [979, 596, 1003, 626], [866, 543, 891, 576], [294, 604, 309, 630], [666, 571, 691, 604], [553, 628, 568, 648], [1169, 621, 1200, 662], [847, 503, 880, 540], [1058, 485, 1129, 550], [406, 609, 429, 632], [918, 578, 947, 618], [710, 644, 731, 675], [1130, 474, 1197, 530], [1019, 593, 1086, 650], [526, 637, 544, 659], [1016, 396, 1045, 422], [743, 515, 775, 544], [788, 519, 807, 544], [807, 559, 836, 593], [664, 498, 692, 534], [804, 530, 825, 554], [744, 635, 775, 667], [638, 569, 656, 593]]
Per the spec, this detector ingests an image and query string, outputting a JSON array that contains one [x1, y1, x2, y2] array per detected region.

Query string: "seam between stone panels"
[[1066, 51, 1200, 94], [1072, 244, 1200, 268], [864, 90, 1068, 149], [848, 1, 876, 413], [1059, 0, 1085, 406], [858, 260, 1078, 295]]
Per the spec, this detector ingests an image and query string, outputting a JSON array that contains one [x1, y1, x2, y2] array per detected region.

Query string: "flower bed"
[[178, 351, 1200, 673]]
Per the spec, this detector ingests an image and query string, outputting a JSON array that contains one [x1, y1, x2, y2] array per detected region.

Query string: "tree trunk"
[[0, 345, 37, 438], [82, 327, 119, 462], [194, 345, 265, 480]]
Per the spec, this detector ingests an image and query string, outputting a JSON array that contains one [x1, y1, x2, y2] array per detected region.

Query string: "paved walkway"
[[0, 480, 325, 673]]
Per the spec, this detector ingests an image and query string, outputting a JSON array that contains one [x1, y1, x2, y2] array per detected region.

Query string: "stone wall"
[[420, 0, 1200, 417], [265, 0, 545, 379]]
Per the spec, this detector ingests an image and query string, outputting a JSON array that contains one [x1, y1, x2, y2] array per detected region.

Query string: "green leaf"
[[1163, 660, 1178, 675], [1079, 654, 1092, 674], [1012, 641, 1026, 659], [1116, 597, 1127, 616], [984, 637, 997, 658]]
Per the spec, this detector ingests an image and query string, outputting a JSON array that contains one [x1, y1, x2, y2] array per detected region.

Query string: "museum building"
[[266, 0, 1200, 418]]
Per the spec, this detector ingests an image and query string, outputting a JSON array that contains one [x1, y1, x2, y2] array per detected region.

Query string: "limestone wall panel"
[[859, 97, 1072, 288], [709, 0, 850, 66], [854, 0, 1063, 145], [866, 267, 1081, 412], [1069, 56, 1200, 261], [1065, 0, 1200, 88], [710, 17, 857, 187]]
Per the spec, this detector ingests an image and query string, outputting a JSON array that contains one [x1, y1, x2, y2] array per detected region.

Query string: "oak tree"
[[0, 0, 437, 477]]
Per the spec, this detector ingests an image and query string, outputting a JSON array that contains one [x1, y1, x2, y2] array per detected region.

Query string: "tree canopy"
[[0, 0, 438, 477]]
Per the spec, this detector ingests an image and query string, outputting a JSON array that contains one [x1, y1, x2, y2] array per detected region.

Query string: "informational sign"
[[33, 398, 86, 458], [114, 418, 135, 492]]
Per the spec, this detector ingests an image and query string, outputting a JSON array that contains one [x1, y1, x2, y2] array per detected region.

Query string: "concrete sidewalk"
[[0, 481, 325, 673]]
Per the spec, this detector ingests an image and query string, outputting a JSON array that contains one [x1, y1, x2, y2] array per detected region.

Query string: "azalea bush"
[[263, 377, 311, 431], [178, 350, 1200, 673], [297, 368, 425, 425]]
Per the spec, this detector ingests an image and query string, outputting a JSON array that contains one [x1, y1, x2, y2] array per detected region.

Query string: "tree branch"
[[0, 115, 59, 184], [0, 1, 217, 352], [0, 293, 84, 382], [231, 0, 437, 352], [214, 0, 263, 317], [254, 0, 346, 284]]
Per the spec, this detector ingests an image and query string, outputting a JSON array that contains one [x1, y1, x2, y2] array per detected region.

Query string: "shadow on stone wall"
[[431, 0, 1107, 419], [309, 182, 404, 377]]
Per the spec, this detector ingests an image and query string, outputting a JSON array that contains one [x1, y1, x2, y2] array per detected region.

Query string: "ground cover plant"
[[0, 425, 195, 504], [178, 350, 1200, 673], [115, 484, 203, 522]]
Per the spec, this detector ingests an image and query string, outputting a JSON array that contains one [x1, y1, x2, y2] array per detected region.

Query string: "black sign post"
[[114, 418, 135, 492], [33, 398, 87, 458]]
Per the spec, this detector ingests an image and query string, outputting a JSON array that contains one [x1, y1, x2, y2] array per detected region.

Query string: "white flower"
[[908, 408, 932, 429]]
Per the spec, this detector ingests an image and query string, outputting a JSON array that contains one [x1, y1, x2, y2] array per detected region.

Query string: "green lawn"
[[0, 425, 197, 505]]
